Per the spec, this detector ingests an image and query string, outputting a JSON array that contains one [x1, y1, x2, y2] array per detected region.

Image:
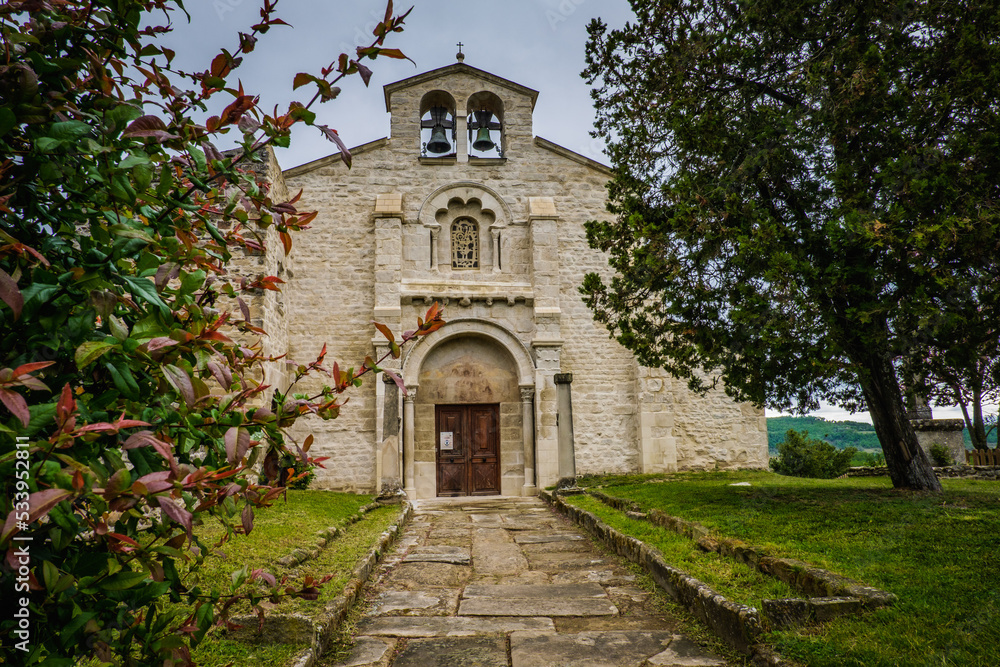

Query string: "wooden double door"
[[435, 404, 500, 497]]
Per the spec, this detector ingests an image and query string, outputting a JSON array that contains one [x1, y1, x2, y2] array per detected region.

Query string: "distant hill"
[[767, 416, 881, 451], [768, 415, 996, 451]]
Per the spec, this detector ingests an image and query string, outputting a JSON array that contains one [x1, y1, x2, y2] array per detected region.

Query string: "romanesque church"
[[253, 58, 768, 499]]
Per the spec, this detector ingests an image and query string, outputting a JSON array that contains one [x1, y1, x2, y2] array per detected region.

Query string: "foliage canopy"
[[0, 1, 435, 665], [582, 0, 1000, 490]]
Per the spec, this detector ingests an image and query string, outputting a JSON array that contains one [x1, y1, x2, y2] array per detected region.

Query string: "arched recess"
[[467, 91, 504, 157], [401, 318, 536, 498], [419, 90, 456, 156], [402, 318, 534, 389], [416, 182, 512, 274]]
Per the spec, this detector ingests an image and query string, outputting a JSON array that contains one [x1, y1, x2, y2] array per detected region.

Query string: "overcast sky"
[[158, 1, 990, 427]]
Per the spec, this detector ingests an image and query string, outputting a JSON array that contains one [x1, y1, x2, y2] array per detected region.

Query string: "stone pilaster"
[[555, 372, 576, 480]]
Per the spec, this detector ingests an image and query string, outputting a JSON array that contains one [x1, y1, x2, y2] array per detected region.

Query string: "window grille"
[[451, 218, 479, 269]]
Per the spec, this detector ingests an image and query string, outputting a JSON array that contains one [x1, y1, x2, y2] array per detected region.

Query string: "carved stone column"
[[520, 386, 536, 496], [403, 386, 417, 498]]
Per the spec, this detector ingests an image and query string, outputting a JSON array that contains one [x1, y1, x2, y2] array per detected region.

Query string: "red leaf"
[[162, 365, 195, 408], [107, 532, 140, 547], [156, 496, 193, 538], [372, 321, 395, 344], [28, 488, 73, 525], [0, 268, 23, 320], [123, 115, 178, 142], [382, 368, 407, 395], [0, 388, 30, 427], [12, 361, 54, 377], [225, 426, 250, 465], [206, 361, 233, 389], [146, 336, 178, 352], [56, 383, 75, 424], [355, 61, 373, 86], [279, 231, 292, 256], [236, 297, 251, 322], [302, 434, 314, 452], [316, 125, 351, 168], [241, 504, 254, 535]]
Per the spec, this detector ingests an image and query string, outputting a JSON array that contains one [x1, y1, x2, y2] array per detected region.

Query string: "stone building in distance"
[[257, 58, 768, 499]]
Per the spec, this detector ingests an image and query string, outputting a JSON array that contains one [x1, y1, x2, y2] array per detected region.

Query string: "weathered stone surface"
[[343, 497, 724, 667], [463, 582, 607, 599], [647, 636, 728, 666], [358, 616, 555, 637], [458, 597, 618, 617], [327, 636, 395, 667], [472, 527, 528, 574], [276, 63, 767, 497], [371, 590, 460, 616], [513, 532, 586, 544], [392, 636, 508, 667], [381, 562, 471, 589], [402, 545, 471, 565], [509, 630, 675, 667]]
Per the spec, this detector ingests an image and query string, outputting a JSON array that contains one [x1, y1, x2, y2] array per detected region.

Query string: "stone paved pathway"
[[323, 496, 729, 667]]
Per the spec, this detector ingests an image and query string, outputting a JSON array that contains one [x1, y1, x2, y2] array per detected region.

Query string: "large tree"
[[581, 0, 1000, 491]]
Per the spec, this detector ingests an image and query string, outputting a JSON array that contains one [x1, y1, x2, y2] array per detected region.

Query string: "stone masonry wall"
[[282, 66, 768, 491]]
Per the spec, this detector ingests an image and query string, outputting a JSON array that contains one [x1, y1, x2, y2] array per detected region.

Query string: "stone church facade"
[[253, 60, 767, 499]]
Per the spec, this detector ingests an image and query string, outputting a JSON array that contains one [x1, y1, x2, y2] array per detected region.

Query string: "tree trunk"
[[971, 386, 989, 450], [849, 341, 943, 492]]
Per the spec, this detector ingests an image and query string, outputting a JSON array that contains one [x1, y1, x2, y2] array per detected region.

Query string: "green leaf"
[[75, 340, 116, 370], [100, 570, 149, 591], [0, 107, 16, 137], [122, 275, 171, 317]]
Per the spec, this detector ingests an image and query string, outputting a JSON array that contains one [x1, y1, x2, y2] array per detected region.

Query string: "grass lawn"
[[572, 471, 1000, 667], [183, 491, 400, 667]]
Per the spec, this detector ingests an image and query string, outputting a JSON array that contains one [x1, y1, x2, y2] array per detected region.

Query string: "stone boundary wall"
[[546, 487, 897, 664], [846, 465, 1000, 480], [227, 500, 413, 667], [540, 489, 766, 658], [587, 489, 896, 609]]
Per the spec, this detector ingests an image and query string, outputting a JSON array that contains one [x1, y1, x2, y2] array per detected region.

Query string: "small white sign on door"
[[440, 431, 454, 450]]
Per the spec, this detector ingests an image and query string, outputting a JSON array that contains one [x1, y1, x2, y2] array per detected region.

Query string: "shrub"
[[770, 429, 857, 478], [928, 443, 954, 467]]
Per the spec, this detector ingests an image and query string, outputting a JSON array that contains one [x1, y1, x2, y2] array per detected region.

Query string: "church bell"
[[471, 109, 496, 152], [425, 106, 453, 154]]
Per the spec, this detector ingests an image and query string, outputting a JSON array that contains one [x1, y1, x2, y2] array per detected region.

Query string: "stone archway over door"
[[404, 320, 535, 499]]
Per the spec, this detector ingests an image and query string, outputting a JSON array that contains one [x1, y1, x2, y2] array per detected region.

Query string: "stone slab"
[[524, 551, 609, 571], [371, 590, 460, 616], [392, 636, 508, 667], [458, 597, 618, 617], [555, 616, 677, 633], [328, 636, 395, 667], [463, 583, 607, 599], [381, 562, 471, 589], [469, 514, 503, 526], [509, 630, 676, 667], [513, 532, 585, 544], [358, 616, 555, 637], [647, 636, 727, 666], [402, 546, 471, 565], [551, 570, 636, 586], [472, 530, 528, 575]]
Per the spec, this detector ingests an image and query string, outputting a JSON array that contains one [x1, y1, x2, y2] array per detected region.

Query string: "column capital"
[[520, 386, 535, 402], [403, 386, 418, 402], [554, 373, 573, 385]]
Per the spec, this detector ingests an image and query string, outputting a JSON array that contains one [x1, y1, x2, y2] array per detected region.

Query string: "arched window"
[[420, 91, 456, 156], [451, 218, 479, 269], [467, 91, 504, 158]]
